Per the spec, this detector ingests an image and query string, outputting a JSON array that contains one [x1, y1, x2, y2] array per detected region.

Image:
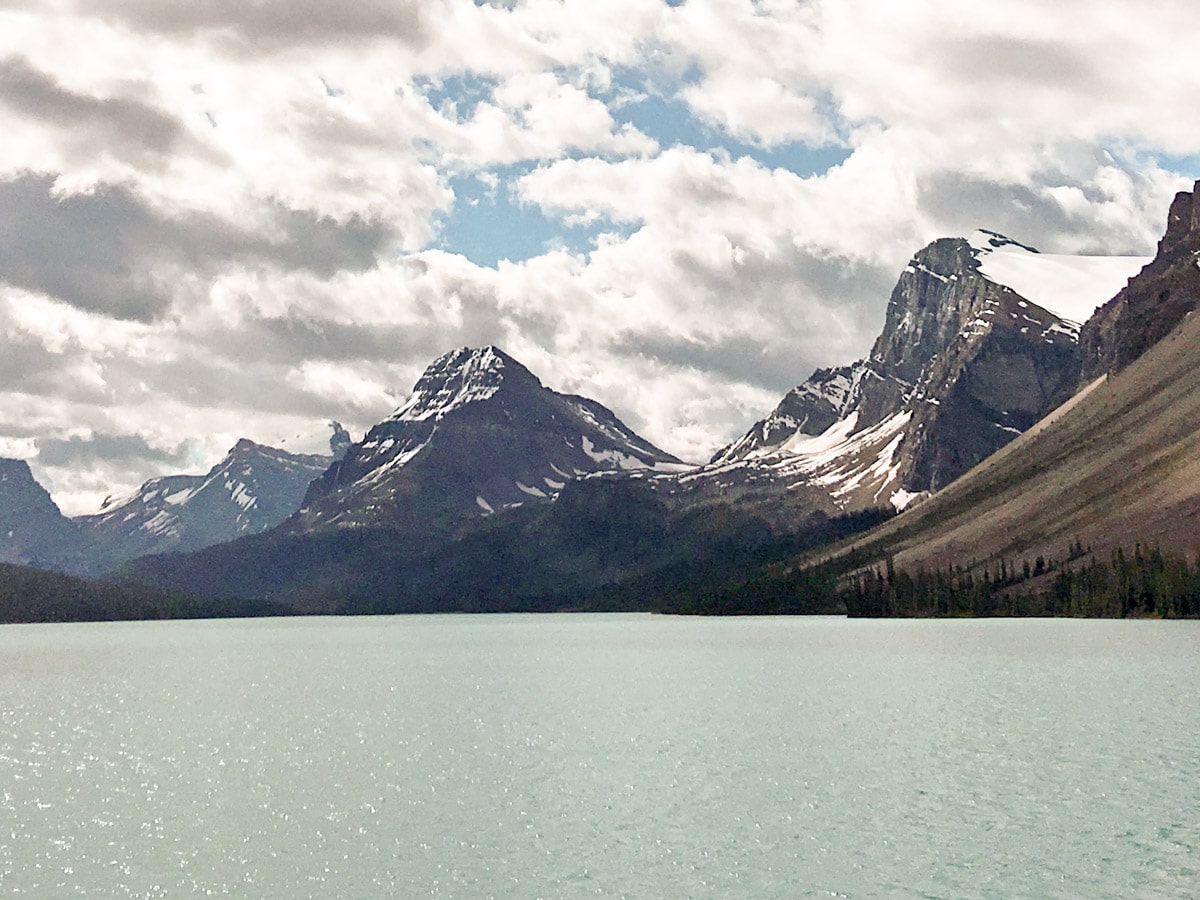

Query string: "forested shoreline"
[[844, 542, 1200, 618]]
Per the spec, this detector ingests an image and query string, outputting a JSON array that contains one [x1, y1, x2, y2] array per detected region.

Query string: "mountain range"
[[7, 180, 1199, 619]]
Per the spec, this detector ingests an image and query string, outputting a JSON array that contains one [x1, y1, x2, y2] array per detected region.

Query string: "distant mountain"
[[809, 180, 1200, 576], [123, 347, 705, 607], [0, 458, 90, 573], [290, 346, 685, 534], [82, 436, 339, 567], [689, 229, 1148, 519]]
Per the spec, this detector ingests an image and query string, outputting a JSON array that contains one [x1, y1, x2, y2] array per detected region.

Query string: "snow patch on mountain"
[[389, 346, 509, 423], [969, 230, 1150, 325]]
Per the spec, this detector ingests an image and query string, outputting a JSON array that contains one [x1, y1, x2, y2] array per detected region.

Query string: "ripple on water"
[[0, 615, 1197, 897]]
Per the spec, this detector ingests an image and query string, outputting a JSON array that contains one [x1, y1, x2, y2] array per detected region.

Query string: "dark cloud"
[[0, 56, 187, 163], [72, 0, 430, 50], [613, 331, 810, 394], [0, 173, 393, 321], [34, 432, 193, 469], [937, 36, 1106, 93], [917, 171, 1088, 251]]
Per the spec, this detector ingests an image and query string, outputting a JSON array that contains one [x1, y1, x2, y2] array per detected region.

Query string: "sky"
[[1, 0, 1198, 515]]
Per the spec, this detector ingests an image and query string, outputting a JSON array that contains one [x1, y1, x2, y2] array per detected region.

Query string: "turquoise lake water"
[[1, 614, 1197, 897]]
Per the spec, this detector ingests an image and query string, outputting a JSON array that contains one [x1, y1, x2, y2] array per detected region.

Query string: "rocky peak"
[[393, 346, 538, 423], [710, 363, 862, 463], [329, 421, 352, 459], [868, 237, 986, 385], [1161, 181, 1200, 254], [230, 438, 262, 456], [292, 346, 682, 533], [968, 229, 1039, 256], [0, 457, 87, 571]]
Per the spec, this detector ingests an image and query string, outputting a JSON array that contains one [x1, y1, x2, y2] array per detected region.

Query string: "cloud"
[[0, 173, 392, 320], [0, 0, 1197, 515], [70, 0, 431, 50], [0, 56, 189, 164], [33, 431, 193, 469]]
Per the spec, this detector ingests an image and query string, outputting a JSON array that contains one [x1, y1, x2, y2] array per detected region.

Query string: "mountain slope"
[[812, 181, 1200, 574], [291, 346, 684, 534]]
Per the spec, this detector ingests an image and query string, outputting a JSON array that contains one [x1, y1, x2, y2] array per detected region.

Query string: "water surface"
[[1, 615, 1197, 897]]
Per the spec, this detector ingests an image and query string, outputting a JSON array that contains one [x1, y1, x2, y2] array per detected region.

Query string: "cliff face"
[[707, 234, 1086, 510], [1081, 180, 1200, 379]]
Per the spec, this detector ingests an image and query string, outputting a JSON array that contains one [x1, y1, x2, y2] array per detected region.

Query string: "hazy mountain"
[[0, 458, 90, 574], [81, 436, 339, 567]]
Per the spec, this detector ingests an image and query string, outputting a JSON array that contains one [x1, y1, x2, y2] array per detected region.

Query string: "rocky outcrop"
[[711, 363, 861, 463], [1081, 180, 1200, 378]]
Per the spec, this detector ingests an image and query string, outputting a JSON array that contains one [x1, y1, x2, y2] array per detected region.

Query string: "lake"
[[1, 615, 1197, 897]]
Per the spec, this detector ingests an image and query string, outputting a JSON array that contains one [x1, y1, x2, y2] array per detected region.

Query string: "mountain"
[[0, 458, 90, 573], [692, 230, 1148, 517], [1081, 182, 1200, 378], [809, 180, 1200, 576], [80, 433, 341, 567], [290, 346, 685, 534]]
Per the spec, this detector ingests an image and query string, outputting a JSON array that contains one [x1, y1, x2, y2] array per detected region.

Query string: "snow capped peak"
[[391, 345, 539, 423]]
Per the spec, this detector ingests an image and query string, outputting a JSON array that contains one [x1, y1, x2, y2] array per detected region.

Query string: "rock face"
[[698, 230, 1137, 514], [1081, 180, 1200, 379], [819, 182, 1200, 572], [0, 458, 89, 573], [291, 346, 684, 534], [883, 236, 1082, 492], [81, 438, 335, 565]]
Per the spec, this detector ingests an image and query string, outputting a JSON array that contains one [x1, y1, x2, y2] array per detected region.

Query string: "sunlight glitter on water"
[[0, 615, 1197, 898]]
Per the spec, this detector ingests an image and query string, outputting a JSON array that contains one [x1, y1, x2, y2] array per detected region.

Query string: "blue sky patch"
[[433, 167, 634, 267]]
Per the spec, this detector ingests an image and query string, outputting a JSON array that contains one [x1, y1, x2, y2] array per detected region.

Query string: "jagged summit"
[[967, 229, 1039, 255], [1082, 179, 1200, 378], [700, 228, 1150, 515], [292, 346, 683, 532], [390, 346, 536, 423]]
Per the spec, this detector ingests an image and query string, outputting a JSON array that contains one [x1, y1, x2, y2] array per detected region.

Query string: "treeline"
[[846, 541, 1200, 618], [0, 562, 288, 624], [650, 507, 893, 615]]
